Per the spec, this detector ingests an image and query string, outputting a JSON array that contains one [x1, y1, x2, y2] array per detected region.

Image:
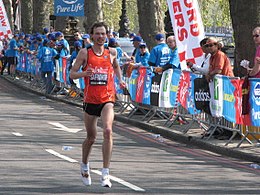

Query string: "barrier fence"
[[10, 52, 260, 147]]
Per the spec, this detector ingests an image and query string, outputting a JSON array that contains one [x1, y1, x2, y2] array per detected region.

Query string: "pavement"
[[1, 74, 260, 164]]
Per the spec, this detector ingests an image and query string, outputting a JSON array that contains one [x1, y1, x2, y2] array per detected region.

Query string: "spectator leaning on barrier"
[[187, 37, 210, 75], [37, 39, 58, 94], [206, 37, 234, 82], [148, 33, 171, 73], [55, 31, 70, 54], [8, 34, 19, 78], [241, 26, 260, 78], [69, 22, 125, 188], [165, 35, 181, 70], [138, 42, 150, 67], [130, 35, 143, 63]]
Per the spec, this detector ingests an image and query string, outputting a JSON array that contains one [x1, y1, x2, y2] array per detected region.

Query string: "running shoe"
[[80, 164, 91, 186], [101, 174, 112, 188]]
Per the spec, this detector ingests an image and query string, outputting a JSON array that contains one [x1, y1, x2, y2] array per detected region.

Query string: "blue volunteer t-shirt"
[[37, 46, 58, 72], [8, 38, 18, 57], [148, 43, 171, 67]]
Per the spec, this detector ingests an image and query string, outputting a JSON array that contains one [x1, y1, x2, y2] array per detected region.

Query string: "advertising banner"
[[54, 0, 84, 16], [0, 0, 12, 38], [167, 0, 205, 70]]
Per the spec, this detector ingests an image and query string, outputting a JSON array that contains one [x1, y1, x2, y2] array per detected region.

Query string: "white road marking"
[[92, 169, 145, 192], [48, 122, 82, 133], [45, 149, 78, 163], [12, 132, 23, 136], [45, 149, 145, 191]]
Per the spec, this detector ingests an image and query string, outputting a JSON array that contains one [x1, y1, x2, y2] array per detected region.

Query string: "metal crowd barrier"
[[11, 52, 260, 148]]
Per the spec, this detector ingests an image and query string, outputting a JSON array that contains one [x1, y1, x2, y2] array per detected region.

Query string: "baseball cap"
[[129, 33, 136, 38], [139, 42, 147, 48], [55, 31, 63, 38], [74, 41, 82, 47], [43, 27, 49, 33], [109, 37, 117, 45], [131, 36, 142, 42], [155, 33, 165, 41], [82, 34, 90, 39]]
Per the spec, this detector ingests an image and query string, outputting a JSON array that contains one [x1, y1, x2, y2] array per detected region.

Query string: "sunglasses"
[[203, 43, 217, 48], [253, 34, 260, 38]]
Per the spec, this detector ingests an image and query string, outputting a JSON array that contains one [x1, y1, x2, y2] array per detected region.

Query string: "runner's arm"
[[70, 48, 88, 79]]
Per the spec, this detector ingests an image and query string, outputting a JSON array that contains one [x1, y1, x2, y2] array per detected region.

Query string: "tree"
[[137, 0, 165, 49], [83, 0, 103, 33], [32, 0, 50, 33], [21, 0, 33, 33], [229, 0, 260, 76]]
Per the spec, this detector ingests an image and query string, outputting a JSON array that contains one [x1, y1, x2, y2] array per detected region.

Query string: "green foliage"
[[102, 0, 231, 33], [103, 0, 138, 32]]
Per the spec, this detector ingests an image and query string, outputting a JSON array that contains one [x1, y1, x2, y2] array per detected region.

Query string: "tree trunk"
[[3, 0, 13, 31], [84, 0, 103, 33], [32, 0, 50, 33], [229, 0, 260, 77], [21, 0, 33, 33], [137, 0, 165, 50]]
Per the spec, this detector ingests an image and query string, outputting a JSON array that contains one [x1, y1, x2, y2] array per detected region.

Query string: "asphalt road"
[[1, 77, 260, 195]]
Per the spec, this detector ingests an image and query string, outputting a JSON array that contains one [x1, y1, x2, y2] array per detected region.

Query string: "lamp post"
[[118, 0, 130, 37]]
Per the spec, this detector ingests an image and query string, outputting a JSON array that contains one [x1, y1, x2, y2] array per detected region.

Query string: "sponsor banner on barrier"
[[194, 77, 211, 114], [167, 0, 205, 70], [209, 75, 223, 117], [136, 67, 146, 103], [170, 69, 181, 107], [177, 71, 190, 109], [187, 73, 201, 114], [150, 73, 162, 107], [159, 69, 173, 108], [129, 69, 138, 102], [249, 79, 260, 126], [222, 76, 242, 124]]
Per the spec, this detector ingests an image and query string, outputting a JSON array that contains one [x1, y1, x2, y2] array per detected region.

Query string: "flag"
[[0, 0, 12, 38], [167, 0, 205, 70], [14, 0, 21, 31]]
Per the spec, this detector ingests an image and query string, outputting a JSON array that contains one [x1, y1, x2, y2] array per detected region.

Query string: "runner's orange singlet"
[[82, 47, 115, 104]]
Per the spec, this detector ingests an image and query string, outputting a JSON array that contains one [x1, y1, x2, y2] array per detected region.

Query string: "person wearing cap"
[[130, 35, 143, 63], [82, 34, 92, 48], [108, 37, 129, 65], [7, 34, 19, 77], [70, 22, 125, 188], [55, 31, 70, 54], [148, 33, 171, 72], [37, 39, 58, 94], [129, 33, 136, 40], [138, 42, 150, 67], [206, 37, 234, 82]]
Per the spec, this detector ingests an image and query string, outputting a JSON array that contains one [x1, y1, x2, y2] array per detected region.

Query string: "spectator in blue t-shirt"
[[130, 36, 143, 63], [37, 39, 58, 94], [148, 33, 171, 69], [8, 34, 19, 77], [138, 42, 150, 67]]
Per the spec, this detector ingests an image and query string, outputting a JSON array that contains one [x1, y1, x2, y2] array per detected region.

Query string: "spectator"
[[148, 33, 171, 70], [108, 37, 129, 65], [242, 26, 260, 78], [130, 35, 143, 63], [37, 39, 58, 94], [82, 34, 92, 48], [8, 34, 19, 78], [206, 37, 234, 82], [138, 42, 150, 67], [187, 37, 210, 75], [55, 31, 70, 54]]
